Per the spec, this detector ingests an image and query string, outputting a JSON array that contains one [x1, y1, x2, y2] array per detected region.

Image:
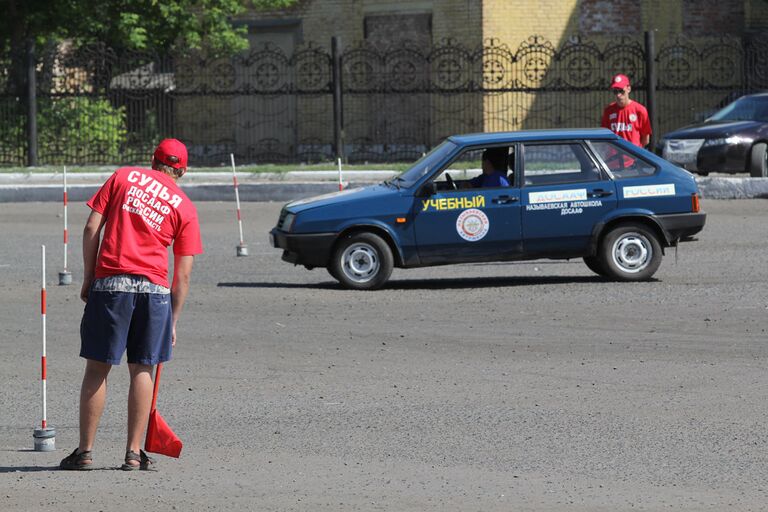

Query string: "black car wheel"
[[583, 255, 607, 277], [330, 232, 393, 290], [598, 223, 662, 281], [749, 142, 767, 178]]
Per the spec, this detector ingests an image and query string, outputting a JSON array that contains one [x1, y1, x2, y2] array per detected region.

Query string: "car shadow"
[[217, 274, 630, 290]]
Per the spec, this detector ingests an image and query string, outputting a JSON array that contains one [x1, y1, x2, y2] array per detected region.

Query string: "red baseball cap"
[[153, 138, 188, 169], [610, 74, 631, 89]]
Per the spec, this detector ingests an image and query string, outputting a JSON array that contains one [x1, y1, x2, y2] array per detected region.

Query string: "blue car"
[[270, 129, 706, 290]]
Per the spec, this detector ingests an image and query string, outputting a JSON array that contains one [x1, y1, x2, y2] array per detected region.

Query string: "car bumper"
[[656, 212, 707, 241], [659, 140, 749, 174], [696, 143, 749, 173], [270, 228, 336, 267]]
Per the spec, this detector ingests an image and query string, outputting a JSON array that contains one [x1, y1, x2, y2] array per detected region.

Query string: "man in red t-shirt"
[[61, 139, 203, 471], [601, 74, 651, 148]]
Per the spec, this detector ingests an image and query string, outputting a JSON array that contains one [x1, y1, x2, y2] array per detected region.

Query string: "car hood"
[[664, 120, 763, 139], [286, 183, 395, 213]]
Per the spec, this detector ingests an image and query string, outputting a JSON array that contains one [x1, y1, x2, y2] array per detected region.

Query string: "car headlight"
[[703, 135, 753, 147], [280, 212, 295, 232]]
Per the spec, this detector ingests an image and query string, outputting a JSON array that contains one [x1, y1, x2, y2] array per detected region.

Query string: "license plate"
[[269, 232, 275, 247]]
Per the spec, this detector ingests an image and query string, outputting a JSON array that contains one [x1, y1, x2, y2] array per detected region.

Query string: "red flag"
[[144, 363, 183, 458]]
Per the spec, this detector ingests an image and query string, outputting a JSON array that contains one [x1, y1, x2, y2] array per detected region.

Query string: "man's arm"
[[81, 210, 106, 302], [641, 134, 651, 147], [170, 254, 195, 346]]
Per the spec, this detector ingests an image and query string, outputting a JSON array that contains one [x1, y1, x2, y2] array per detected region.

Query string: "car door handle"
[[589, 188, 613, 198], [492, 195, 518, 204]]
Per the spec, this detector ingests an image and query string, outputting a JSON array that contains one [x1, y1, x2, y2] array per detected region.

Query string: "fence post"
[[331, 36, 343, 161], [644, 30, 657, 149], [26, 39, 38, 167]]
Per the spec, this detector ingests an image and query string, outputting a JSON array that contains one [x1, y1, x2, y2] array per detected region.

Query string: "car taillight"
[[691, 193, 700, 213]]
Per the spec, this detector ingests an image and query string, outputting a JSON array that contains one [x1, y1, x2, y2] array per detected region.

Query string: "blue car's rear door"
[[520, 142, 617, 255]]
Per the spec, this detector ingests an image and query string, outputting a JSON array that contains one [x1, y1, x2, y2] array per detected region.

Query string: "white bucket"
[[58, 271, 72, 285], [33, 427, 56, 452]]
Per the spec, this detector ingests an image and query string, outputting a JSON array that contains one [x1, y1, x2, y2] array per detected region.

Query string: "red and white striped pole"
[[41, 245, 47, 428], [231, 153, 248, 256], [34, 245, 56, 451], [59, 166, 72, 285], [337, 158, 343, 191]]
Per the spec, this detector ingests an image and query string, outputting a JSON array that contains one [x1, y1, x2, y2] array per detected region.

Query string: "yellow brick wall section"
[[482, 0, 579, 48], [641, 0, 683, 42]]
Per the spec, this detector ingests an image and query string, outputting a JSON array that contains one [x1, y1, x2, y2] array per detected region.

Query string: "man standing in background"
[[601, 74, 652, 148]]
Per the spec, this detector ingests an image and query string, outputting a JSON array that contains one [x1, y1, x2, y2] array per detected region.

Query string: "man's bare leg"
[[79, 359, 112, 454], [125, 363, 154, 466]]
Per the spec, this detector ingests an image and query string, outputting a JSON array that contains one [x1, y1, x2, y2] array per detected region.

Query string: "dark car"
[[270, 129, 706, 290], [657, 92, 768, 177]]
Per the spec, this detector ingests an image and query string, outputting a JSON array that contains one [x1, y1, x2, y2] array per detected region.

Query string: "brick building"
[[175, 0, 767, 162]]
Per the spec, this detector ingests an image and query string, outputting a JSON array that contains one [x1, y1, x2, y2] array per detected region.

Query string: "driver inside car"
[[468, 147, 509, 188]]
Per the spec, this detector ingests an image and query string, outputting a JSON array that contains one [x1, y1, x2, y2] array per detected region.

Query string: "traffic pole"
[[337, 158, 343, 191], [34, 245, 56, 451], [231, 153, 248, 256], [59, 166, 72, 285]]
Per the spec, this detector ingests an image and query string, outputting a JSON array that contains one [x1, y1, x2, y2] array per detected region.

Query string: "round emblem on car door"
[[456, 208, 490, 242]]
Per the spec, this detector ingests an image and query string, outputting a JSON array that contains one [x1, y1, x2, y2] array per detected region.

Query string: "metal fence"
[[1, 33, 766, 166]]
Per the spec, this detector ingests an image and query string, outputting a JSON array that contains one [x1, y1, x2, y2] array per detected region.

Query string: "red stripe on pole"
[[41, 355, 46, 380], [236, 209, 241, 221], [41, 289, 46, 314], [42, 419, 47, 429], [63, 191, 68, 205], [64, 229, 68, 244], [233, 176, 238, 187]]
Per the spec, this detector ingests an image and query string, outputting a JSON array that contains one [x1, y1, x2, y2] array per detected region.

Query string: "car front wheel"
[[583, 255, 607, 277], [599, 224, 662, 281], [330, 232, 393, 290], [749, 142, 767, 178]]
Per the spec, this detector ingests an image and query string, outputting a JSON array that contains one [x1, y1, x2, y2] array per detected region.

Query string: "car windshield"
[[390, 140, 457, 187], [708, 96, 768, 123]]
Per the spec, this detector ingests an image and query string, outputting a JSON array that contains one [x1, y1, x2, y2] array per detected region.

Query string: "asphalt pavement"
[[1, 199, 767, 511]]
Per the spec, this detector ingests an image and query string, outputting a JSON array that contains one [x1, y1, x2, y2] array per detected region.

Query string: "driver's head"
[[482, 147, 507, 174]]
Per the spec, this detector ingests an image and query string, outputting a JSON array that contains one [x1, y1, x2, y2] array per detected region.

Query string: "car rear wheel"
[[598, 223, 662, 281], [749, 142, 767, 178], [330, 232, 393, 290], [583, 255, 607, 277]]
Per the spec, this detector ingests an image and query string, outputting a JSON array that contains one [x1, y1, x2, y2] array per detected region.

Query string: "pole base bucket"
[[33, 427, 56, 451], [58, 271, 72, 285], [236, 244, 249, 257]]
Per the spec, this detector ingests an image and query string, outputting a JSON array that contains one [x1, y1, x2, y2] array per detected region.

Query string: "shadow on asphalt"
[[0, 466, 58, 473], [218, 275, 620, 290], [0, 465, 133, 473]]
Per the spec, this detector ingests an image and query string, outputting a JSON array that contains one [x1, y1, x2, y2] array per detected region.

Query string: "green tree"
[[0, 0, 296, 94]]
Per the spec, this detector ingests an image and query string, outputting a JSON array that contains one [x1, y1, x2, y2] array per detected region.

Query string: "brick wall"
[[683, 0, 745, 35], [578, 0, 641, 34]]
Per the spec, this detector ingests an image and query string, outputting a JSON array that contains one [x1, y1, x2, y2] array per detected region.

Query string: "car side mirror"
[[419, 182, 437, 197]]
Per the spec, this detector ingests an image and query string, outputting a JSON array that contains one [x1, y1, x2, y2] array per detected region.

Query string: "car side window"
[[522, 143, 601, 186], [590, 141, 656, 179], [436, 146, 512, 190]]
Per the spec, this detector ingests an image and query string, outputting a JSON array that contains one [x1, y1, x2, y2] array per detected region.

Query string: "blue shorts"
[[80, 290, 173, 365]]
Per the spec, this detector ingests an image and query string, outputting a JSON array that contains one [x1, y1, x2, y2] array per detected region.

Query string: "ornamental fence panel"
[[0, 33, 765, 166]]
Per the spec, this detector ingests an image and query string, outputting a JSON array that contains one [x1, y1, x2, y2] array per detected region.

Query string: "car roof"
[[739, 92, 768, 100], [448, 128, 620, 146]]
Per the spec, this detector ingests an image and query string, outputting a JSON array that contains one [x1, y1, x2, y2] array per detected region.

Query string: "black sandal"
[[60, 448, 93, 470], [120, 449, 156, 471]]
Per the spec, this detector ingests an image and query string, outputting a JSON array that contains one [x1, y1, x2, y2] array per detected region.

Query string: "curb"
[[0, 182, 362, 203], [1, 176, 767, 202]]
